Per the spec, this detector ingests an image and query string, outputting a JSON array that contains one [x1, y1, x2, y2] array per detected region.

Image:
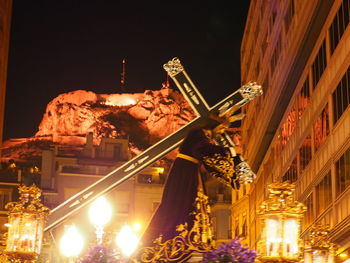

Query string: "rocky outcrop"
[[1, 87, 196, 162]]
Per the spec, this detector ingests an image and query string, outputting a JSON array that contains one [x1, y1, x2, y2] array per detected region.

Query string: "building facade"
[[40, 133, 166, 234], [0, 0, 12, 145], [238, 0, 350, 260]]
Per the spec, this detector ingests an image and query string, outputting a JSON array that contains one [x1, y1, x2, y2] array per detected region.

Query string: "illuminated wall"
[[0, 0, 12, 145], [239, 0, 350, 260]]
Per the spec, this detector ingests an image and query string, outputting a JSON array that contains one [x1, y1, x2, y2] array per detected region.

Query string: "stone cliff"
[[1, 87, 196, 163]]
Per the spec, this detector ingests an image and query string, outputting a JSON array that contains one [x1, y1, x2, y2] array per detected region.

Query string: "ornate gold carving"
[[235, 161, 256, 184], [4, 185, 50, 263], [133, 188, 214, 262], [305, 224, 336, 251], [5, 185, 50, 215], [257, 181, 307, 215], [202, 152, 237, 188], [238, 81, 263, 102], [256, 182, 307, 263], [163, 57, 184, 77]]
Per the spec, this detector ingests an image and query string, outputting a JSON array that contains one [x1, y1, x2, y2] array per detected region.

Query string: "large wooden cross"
[[44, 57, 261, 232]]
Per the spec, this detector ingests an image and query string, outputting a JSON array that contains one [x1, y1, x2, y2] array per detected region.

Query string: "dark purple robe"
[[138, 128, 239, 262]]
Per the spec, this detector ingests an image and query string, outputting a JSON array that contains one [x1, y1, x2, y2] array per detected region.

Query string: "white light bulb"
[[60, 225, 84, 257], [88, 196, 112, 227], [116, 225, 139, 257]]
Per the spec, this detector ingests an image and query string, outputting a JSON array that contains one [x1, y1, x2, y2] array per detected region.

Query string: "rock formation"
[[1, 87, 196, 163]]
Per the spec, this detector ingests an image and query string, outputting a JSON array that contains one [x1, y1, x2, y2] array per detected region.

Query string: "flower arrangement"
[[78, 244, 120, 263], [201, 238, 257, 263]]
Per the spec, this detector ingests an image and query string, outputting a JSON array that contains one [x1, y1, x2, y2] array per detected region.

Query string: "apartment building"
[[237, 0, 350, 260], [0, 0, 11, 145]]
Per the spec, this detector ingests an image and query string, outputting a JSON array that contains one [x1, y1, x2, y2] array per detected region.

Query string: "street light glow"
[[60, 225, 84, 258], [133, 222, 141, 232], [116, 225, 139, 257], [88, 196, 112, 227]]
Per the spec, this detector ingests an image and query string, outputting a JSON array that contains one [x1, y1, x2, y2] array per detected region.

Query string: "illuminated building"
[[237, 0, 350, 260], [40, 132, 166, 231], [0, 0, 12, 145]]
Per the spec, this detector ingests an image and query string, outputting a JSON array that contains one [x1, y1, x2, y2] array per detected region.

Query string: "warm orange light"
[[133, 222, 141, 232], [4, 185, 50, 262], [339, 253, 348, 258], [104, 95, 137, 106]]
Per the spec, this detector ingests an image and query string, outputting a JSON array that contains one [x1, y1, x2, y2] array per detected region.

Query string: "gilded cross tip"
[[163, 57, 184, 77]]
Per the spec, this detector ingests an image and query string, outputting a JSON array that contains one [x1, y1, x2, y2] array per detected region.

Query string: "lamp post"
[[88, 196, 112, 244], [256, 181, 307, 262], [60, 225, 84, 263], [304, 224, 335, 263], [4, 184, 50, 262]]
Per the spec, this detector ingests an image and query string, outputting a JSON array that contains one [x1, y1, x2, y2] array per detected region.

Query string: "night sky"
[[4, 1, 250, 141]]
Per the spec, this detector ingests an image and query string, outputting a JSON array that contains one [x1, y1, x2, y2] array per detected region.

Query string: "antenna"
[[120, 58, 126, 93]]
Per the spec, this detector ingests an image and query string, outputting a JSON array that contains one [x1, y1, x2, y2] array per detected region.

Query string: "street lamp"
[[304, 224, 335, 263], [257, 181, 307, 262], [4, 184, 50, 262], [60, 225, 84, 262], [88, 196, 112, 244], [116, 224, 139, 257]]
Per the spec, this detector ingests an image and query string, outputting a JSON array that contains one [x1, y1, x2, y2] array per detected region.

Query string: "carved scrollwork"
[[238, 81, 263, 102], [235, 160, 256, 184], [163, 57, 184, 77], [133, 188, 214, 263], [257, 182, 307, 215]]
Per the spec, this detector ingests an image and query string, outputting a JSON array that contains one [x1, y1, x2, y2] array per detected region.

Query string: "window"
[[117, 203, 129, 213], [228, 215, 232, 238], [246, 50, 254, 77], [282, 156, 298, 182], [335, 147, 350, 195], [262, 32, 269, 57], [234, 218, 239, 237], [303, 193, 314, 230], [298, 76, 311, 119], [299, 134, 312, 171], [284, 0, 295, 34], [271, 35, 282, 75], [263, 72, 270, 95], [254, 15, 261, 42], [0, 188, 12, 211], [313, 104, 330, 152], [270, 2, 278, 30], [241, 216, 247, 237], [255, 58, 260, 80], [332, 66, 350, 124], [113, 145, 121, 159], [315, 172, 332, 215], [137, 174, 152, 184], [329, 0, 350, 54], [311, 40, 327, 89], [280, 100, 298, 149]]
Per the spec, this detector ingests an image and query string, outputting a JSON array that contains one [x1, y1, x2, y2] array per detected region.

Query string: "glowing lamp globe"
[[257, 182, 307, 262], [88, 196, 112, 227], [4, 185, 50, 262], [60, 225, 84, 258], [116, 225, 139, 257]]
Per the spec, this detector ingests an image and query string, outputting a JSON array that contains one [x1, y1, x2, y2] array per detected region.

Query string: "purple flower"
[[78, 244, 120, 263], [201, 238, 257, 263]]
